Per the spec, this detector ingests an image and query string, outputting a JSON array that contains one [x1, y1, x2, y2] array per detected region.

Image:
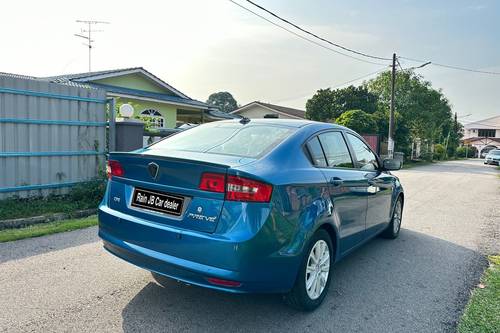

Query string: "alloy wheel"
[[393, 200, 402, 234], [305, 239, 330, 300]]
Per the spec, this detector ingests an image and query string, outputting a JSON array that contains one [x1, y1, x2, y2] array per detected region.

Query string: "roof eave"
[[71, 67, 191, 100], [107, 92, 209, 110]]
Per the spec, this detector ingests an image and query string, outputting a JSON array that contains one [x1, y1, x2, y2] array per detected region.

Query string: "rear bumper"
[[98, 205, 300, 293]]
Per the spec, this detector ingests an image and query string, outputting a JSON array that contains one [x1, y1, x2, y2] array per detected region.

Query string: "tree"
[[305, 85, 378, 122], [367, 70, 455, 157], [335, 109, 378, 134], [206, 92, 238, 113], [305, 88, 338, 122]]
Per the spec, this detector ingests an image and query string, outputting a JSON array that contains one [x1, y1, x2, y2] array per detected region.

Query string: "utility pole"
[[388, 53, 396, 159], [74, 20, 109, 72]]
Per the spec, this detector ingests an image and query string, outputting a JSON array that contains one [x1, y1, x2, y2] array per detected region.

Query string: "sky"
[[1, 0, 499, 123]]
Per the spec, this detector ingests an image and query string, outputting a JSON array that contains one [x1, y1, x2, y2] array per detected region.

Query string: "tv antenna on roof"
[[74, 20, 110, 72]]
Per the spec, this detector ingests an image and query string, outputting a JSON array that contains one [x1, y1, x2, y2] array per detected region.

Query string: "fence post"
[[108, 98, 116, 152]]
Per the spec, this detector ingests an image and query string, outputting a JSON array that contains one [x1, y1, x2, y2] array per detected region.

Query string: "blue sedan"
[[98, 119, 404, 311]]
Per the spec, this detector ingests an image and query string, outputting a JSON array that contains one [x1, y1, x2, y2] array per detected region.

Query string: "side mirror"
[[382, 158, 402, 171]]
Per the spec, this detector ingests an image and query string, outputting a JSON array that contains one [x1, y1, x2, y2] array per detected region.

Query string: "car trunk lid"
[[107, 151, 252, 233]]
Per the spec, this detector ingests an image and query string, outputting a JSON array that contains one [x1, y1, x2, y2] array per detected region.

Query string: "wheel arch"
[[317, 222, 339, 262], [392, 191, 404, 217]]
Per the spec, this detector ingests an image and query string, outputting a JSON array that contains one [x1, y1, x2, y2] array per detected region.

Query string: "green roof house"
[[42, 67, 235, 128]]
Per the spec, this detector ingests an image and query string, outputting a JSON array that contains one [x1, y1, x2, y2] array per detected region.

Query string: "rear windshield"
[[151, 122, 296, 158]]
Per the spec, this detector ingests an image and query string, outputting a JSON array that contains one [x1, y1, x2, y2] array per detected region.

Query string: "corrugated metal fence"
[[0, 75, 108, 199]]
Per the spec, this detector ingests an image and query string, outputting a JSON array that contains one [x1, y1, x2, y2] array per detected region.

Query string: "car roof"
[[214, 118, 347, 130]]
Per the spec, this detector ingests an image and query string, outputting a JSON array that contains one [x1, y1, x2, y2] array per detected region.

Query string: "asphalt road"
[[1, 160, 498, 333]]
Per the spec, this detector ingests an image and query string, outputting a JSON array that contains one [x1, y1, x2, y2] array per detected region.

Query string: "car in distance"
[[98, 119, 404, 311], [484, 149, 500, 165]]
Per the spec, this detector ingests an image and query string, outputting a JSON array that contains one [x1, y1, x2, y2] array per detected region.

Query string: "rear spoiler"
[[108, 151, 232, 169]]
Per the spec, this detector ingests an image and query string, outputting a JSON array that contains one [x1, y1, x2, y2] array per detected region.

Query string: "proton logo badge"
[[147, 162, 159, 180], [197, 206, 203, 213]]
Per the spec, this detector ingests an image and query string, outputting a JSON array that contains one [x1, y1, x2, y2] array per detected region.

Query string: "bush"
[[433, 144, 446, 160], [0, 178, 107, 220], [335, 109, 378, 134], [456, 146, 477, 158], [69, 178, 107, 205]]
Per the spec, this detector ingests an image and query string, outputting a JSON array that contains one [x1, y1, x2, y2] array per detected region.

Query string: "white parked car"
[[484, 149, 500, 165]]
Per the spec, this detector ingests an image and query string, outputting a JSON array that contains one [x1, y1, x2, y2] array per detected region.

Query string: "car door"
[[306, 131, 369, 255], [345, 133, 394, 237]]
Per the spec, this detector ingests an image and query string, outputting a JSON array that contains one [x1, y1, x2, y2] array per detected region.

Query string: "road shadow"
[[121, 229, 487, 333], [0, 226, 98, 264]]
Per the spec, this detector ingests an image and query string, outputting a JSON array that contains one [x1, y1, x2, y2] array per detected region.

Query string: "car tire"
[[284, 229, 333, 311], [381, 197, 403, 239]]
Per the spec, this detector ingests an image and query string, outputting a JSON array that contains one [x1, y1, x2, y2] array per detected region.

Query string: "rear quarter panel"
[[233, 124, 341, 262]]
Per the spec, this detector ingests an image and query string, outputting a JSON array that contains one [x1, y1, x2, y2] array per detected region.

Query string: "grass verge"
[[0, 215, 98, 243], [401, 160, 435, 169], [458, 255, 500, 333], [0, 180, 105, 220]]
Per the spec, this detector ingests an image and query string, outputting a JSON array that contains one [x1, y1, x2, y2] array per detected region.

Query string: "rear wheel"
[[381, 197, 403, 239], [284, 229, 333, 311]]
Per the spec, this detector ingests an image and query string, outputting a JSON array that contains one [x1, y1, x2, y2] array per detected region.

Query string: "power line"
[[273, 66, 389, 103], [330, 67, 389, 89], [229, 0, 388, 65], [400, 56, 500, 76], [242, 0, 392, 61], [460, 120, 500, 127], [235, 1, 500, 77]]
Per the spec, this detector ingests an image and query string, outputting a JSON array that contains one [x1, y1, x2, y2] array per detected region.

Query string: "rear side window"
[[306, 137, 327, 167], [318, 132, 354, 168], [151, 122, 295, 158]]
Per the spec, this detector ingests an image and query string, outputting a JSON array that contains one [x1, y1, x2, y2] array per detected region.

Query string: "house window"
[[478, 129, 496, 137], [140, 109, 165, 128]]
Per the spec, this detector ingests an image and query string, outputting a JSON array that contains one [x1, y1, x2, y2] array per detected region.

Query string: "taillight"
[[106, 160, 124, 179], [199, 173, 226, 193], [199, 173, 273, 203], [226, 175, 273, 202]]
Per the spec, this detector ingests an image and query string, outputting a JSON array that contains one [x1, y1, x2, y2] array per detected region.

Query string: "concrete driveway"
[[1, 160, 498, 332]]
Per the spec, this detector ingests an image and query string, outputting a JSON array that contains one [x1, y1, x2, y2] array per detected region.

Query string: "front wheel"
[[284, 229, 333, 311], [381, 197, 403, 239]]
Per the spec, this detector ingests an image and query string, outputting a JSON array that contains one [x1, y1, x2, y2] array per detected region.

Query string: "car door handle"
[[330, 177, 344, 187]]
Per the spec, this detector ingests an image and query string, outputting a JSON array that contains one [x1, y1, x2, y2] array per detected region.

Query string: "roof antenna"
[[239, 117, 251, 124], [74, 20, 110, 71]]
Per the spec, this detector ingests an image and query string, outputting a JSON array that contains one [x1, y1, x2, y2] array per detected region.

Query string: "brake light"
[[199, 173, 226, 193], [106, 160, 124, 179], [199, 173, 273, 203], [226, 175, 272, 202]]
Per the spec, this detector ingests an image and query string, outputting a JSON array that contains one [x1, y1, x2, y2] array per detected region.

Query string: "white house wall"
[[463, 115, 500, 139]]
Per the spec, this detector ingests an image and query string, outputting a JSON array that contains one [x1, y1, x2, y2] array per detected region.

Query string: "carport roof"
[[88, 82, 210, 109]]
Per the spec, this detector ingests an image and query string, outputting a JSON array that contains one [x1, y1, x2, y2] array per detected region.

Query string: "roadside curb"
[[0, 209, 97, 230]]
